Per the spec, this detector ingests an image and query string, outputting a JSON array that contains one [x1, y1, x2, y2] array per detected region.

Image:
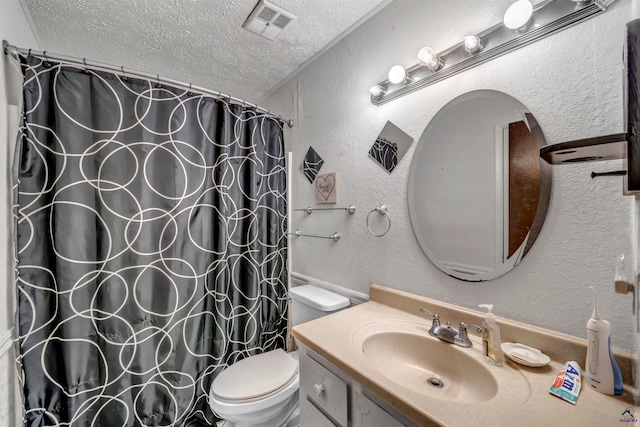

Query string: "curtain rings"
[[366, 205, 391, 237], [82, 58, 89, 74], [120, 65, 128, 82], [42, 51, 51, 68]]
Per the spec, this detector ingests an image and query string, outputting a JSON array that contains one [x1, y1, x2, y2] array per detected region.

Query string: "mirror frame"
[[407, 90, 551, 281]]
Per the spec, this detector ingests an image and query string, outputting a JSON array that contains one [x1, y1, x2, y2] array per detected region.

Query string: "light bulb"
[[503, 0, 533, 32], [464, 36, 483, 54], [388, 65, 408, 84], [417, 47, 443, 71], [369, 85, 386, 98]]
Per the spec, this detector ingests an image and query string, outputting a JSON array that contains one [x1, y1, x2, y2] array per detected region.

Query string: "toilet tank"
[[289, 285, 350, 326]]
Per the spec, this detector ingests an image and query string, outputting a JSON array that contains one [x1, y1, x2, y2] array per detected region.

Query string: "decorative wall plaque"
[[369, 121, 413, 173], [302, 146, 324, 183], [315, 172, 337, 204]]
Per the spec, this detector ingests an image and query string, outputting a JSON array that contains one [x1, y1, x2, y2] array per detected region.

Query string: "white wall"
[[0, 0, 40, 425], [263, 0, 640, 352]]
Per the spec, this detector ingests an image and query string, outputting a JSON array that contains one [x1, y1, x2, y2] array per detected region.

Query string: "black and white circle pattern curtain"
[[14, 55, 288, 426]]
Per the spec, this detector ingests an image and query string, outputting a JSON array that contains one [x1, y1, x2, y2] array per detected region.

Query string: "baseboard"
[[0, 328, 15, 358]]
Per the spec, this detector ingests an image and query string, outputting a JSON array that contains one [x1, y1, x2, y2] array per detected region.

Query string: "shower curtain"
[[14, 55, 288, 426]]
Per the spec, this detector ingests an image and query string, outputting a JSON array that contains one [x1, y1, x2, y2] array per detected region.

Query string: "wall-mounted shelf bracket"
[[615, 275, 636, 316], [540, 133, 627, 164]]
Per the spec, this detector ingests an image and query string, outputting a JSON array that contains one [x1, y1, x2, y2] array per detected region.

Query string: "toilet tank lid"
[[289, 285, 350, 311]]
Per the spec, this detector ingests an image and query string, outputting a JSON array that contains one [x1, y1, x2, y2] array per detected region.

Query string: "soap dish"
[[502, 342, 550, 367]]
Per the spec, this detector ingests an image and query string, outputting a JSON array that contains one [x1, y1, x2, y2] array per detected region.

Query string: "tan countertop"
[[291, 285, 637, 427]]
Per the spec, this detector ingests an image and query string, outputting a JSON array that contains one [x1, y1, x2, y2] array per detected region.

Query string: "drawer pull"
[[313, 383, 325, 396]]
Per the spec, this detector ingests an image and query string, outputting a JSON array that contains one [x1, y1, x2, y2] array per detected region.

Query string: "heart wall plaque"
[[315, 172, 338, 204]]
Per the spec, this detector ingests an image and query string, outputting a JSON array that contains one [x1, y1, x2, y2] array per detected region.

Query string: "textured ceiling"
[[21, 0, 388, 102]]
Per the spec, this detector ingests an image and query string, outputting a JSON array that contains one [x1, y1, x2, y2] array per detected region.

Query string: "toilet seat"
[[211, 349, 298, 403], [208, 350, 300, 424]]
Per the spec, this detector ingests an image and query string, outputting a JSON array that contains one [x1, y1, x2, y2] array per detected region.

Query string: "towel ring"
[[366, 205, 391, 237]]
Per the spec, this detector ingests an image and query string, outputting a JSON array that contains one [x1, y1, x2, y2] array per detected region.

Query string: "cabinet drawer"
[[353, 391, 405, 427], [300, 354, 348, 427], [300, 397, 337, 427]]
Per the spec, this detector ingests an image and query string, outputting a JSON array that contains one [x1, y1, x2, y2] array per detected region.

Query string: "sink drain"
[[426, 377, 444, 388]]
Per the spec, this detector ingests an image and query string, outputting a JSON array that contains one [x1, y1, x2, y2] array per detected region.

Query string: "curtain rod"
[[2, 40, 294, 128]]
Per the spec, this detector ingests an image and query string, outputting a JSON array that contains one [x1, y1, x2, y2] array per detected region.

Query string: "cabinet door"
[[300, 397, 338, 427], [300, 353, 348, 426], [353, 391, 405, 427]]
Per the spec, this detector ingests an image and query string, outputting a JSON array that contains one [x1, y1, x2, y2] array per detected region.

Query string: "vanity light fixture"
[[388, 65, 410, 84], [370, 0, 618, 105], [463, 36, 483, 54], [369, 84, 386, 98], [416, 47, 443, 71], [503, 0, 534, 32]]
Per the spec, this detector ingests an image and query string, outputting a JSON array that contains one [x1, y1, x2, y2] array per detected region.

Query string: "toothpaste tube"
[[549, 361, 582, 404]]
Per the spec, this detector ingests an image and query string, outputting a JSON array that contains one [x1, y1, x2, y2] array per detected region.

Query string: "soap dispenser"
[[479, 304, 505, 366]]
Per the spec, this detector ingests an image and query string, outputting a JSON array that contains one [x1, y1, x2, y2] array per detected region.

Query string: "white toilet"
[[209, 285, 350, 427]]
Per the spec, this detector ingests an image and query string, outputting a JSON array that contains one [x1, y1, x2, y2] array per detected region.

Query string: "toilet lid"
[[211, 349, 298, 401]]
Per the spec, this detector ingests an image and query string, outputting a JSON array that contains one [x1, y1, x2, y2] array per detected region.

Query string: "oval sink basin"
[[352, 320, 531, 405], [361, 330, 497, 403]]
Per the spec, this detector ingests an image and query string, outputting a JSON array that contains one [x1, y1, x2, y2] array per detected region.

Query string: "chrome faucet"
[[419, 308, 442, 336], [419, 308, 483, 348]]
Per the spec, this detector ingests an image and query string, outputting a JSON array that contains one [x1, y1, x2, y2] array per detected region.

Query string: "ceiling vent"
[[242, 0, 297, 41]]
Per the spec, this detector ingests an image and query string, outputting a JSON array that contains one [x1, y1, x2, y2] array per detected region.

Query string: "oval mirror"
[[408, 90, 551, 281]]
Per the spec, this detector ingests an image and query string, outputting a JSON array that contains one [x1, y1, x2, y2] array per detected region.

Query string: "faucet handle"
[[419, 307, 435, 317], [419, 308, 442, 338], [419, 308, 441, 326], [455, 322, 484, 348], [459, 322, 483, 333]]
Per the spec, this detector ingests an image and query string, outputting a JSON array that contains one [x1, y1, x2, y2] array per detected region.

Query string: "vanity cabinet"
[[300, 349, 349, 426], [299, 346, 419, 427], [352, 391, 404, 427]]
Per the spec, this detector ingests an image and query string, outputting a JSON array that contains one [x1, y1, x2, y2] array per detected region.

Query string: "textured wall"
[[263, 0, 640, 352], [0, 0, 40, 424], [0, 350, 20, 427]]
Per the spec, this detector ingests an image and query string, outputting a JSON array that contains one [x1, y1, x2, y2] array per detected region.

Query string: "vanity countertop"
[[291, 285, 637, 427]]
